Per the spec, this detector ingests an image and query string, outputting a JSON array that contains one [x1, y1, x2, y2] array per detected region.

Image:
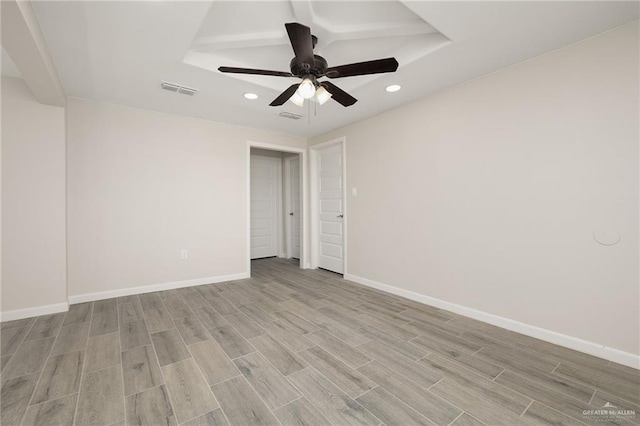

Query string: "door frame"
[[284, 155, 301, 259], [309, 137, 347, 274], [247, 141, 309, 273]]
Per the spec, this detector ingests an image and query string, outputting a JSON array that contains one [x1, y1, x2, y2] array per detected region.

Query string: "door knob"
[[337, 214, 343, 218], [289, 212, 294, 216]]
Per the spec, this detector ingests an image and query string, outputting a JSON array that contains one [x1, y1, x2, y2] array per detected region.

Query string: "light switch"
[[351, 187, 358, 197]]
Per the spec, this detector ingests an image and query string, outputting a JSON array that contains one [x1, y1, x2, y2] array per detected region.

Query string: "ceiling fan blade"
[[321, 82, 357, 107], [218, 66, 293, 77], [325, 57, 399, 78], [285, 23, 314, 68], [269, 84, 300, 106]]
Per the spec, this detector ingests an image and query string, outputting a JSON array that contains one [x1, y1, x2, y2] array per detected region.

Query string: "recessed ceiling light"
[[244, 93, 258, 100], [385, 84, 401, 93]]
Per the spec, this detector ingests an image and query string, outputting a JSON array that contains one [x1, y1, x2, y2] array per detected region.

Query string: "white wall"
[[67, 98, 305, 300], [1, 76, 67, 316], [311, 23, 639, 357]]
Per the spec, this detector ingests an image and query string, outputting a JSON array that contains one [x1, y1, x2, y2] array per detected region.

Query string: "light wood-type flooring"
[[1, 258, 638, 425]]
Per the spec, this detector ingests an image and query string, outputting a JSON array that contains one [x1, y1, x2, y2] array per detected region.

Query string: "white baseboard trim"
[[1, 302, 69, 322], [68, 272, 251, 304], [344, 273, 640, 370]]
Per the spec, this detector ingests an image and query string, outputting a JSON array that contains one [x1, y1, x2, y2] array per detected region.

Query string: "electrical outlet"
[[181, 250, 188, 260]]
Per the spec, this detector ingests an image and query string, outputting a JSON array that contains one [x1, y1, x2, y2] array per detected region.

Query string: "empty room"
[[1, 1, 638, 425]]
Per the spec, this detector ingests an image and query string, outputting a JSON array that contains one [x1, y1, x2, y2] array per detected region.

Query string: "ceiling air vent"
[[160, 81, 198, 96], [279, 112, 303, 120], [178, 87, 197, 96]]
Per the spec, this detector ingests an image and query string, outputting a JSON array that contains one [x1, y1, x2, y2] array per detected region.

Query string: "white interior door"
[[289, 157, 301, 259], [251, 155, 279, 259], [317, 144, 344, 273]]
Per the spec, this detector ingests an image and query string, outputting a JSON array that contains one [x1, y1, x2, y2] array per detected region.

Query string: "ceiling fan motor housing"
[[290, 55, 328, 78]]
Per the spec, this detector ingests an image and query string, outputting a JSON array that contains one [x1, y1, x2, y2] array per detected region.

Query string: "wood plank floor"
[[1, 258, 638, 425]]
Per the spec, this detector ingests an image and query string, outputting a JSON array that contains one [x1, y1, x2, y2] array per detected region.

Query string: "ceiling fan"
[[218, 22, 399, 107]]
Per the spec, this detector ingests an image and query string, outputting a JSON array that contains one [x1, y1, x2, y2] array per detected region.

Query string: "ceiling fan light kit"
[[297, 77, 316, 99], [288, 79, 332, 107], [218, 22, 399, 108], [315, 86, 332, 105], [289, 91, 305, 107]]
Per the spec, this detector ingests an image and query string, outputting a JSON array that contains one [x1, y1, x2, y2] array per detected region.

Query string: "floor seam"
[[520, 399, 534, 416], [115, 301, 127, 426], [446, 411, 465, 426], [142, 295, 181, 426], [20, 312, 67, 425]]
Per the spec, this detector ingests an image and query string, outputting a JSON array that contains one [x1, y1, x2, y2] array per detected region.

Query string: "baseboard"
[[1, 302, 69, 322], [344, 273, 640, 370], [68, 272, 250, 304]]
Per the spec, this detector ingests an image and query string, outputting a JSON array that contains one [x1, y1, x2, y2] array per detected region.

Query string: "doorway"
[[310, 137, 346, 275], [249, 153, 281, 259], [247, 142, 308, 274]]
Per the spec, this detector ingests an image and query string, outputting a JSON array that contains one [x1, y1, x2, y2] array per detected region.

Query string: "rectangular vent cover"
[[178, 87, 197, 96], [161, 81, 198, 96], [279, 112, 303, 120]]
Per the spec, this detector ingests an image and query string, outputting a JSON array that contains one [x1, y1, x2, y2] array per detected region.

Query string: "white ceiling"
[[1, 47, 22, 78], [185, 1, 449, 95], [31, 1, 639, 138]]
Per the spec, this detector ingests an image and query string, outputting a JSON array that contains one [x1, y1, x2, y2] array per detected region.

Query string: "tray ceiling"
[[185, 1, 449, 93], [30, 1, 639, 137]]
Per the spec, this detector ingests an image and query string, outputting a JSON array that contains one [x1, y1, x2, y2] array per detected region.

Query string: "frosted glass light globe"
[[298, 78, 316, 99], [315, 86, 332, 105], [289, 92, 304, 107]]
